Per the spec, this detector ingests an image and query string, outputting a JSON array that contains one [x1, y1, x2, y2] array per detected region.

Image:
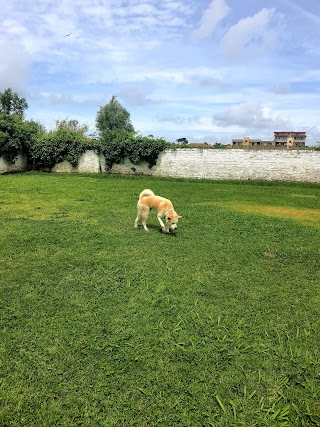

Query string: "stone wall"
[[0, 154, 27, 174], [109, 149, 320, 183], [1, 149, 320, 183], [51, 150, 103, 173]]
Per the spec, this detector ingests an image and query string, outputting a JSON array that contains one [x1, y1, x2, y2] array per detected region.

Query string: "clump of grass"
[[0, 173, 319, 426]]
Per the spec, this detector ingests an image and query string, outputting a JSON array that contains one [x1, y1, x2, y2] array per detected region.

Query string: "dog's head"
[[166, 211, 182, 230]]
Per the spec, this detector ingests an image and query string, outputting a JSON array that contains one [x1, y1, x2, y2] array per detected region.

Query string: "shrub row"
[[99, 130, 172, 170], [0, 117, 173, 170]]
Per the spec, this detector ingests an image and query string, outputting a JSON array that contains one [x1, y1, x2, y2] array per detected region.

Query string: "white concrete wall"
[[0, 154, 27, 174], [52, 150, 101, 173], [2, 149, 320, 183], [109, 149, 320, 183]]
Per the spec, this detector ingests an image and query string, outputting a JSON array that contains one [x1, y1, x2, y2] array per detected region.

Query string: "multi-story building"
[[274, 131, 306, 148], [232, 132, 307, 148]]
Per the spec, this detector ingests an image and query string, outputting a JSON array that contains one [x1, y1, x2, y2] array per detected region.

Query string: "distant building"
[[232, 136, 273, 148], [232, 132, 307, 148], [274, 131, 306, 148]]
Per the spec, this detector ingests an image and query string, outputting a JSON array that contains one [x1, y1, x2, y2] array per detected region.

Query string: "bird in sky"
[[64, 32, 72, 37]]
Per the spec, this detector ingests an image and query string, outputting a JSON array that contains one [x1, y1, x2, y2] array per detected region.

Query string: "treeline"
[[0, 89, 173, 170]]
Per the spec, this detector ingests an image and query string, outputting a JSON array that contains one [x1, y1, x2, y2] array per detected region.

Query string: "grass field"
[[0, 172, 319, 426]]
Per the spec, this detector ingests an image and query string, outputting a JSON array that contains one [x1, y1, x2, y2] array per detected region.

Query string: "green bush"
[[0, 114, 43, 163], [100, 130, 172, 170], [0, 114, 24, 163], [0, 88, 173, 171], [26, 119, 100, 170], [28, 129, 94, 170]]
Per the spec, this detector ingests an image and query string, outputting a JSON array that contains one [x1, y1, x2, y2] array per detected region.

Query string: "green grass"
[[0, 172, 319, 426]]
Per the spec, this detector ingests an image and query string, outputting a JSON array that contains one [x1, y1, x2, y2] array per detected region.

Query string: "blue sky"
[[1, 0, 320, 145]]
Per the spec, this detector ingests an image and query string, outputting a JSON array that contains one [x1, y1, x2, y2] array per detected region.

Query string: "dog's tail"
[[139, 189, 154, 199]]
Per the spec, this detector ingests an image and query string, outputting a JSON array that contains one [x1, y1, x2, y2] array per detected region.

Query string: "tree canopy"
[[0, 88, 28, 117], [176, 137, 188, 145], [54, 118, 88, 135], [96, 95, 135, 133]]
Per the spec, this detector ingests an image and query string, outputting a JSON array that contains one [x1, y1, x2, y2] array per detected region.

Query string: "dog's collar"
[[165, 209, 174, 217]]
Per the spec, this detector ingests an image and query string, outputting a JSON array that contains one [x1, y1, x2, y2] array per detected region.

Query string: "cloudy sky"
[[1, 0, 320, 145]]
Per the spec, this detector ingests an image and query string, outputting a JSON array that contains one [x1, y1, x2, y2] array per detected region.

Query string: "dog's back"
[[138, 189, 172, 212], [139, 189, 155, 200]]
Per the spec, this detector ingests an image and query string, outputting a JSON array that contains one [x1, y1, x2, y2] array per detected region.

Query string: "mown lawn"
[[0, 172, 319, 426]]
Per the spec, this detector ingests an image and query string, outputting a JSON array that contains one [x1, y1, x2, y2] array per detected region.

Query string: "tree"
[[176, 137, 188, 145], [54, 118, 88, 135], [96, 95, 134, 133], [0, 88, 33, 163], [0, 89, 46, 163], [0, 88, 28, 117], [0, 115, 44, 163]]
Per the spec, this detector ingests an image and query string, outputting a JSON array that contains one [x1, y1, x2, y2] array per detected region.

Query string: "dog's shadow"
[[136, 224, 177, 237]]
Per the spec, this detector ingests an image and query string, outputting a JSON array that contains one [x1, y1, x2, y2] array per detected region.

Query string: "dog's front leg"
[[157, 215, 168, 233], [141, 221, 149, 231]]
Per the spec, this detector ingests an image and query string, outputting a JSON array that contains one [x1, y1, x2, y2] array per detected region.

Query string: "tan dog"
[[134, 189, 182, 233]]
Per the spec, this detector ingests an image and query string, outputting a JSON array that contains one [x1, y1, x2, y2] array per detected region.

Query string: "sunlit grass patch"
[[0, 193, 98, 223], [218, 202, 320, 228]]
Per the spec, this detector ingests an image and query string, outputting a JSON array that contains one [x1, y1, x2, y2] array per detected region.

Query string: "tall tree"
[[54, 118, 88, 135], [176, 137, 188, 145], [96, 95, 134, 133], [0, 88, 28, 117]]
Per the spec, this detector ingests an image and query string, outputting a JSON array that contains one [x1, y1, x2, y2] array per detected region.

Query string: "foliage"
[[96, 95, 135, 133], [0, 174, 319, 426], [28, 128, 93, 169], [0, 114, 25, 163], [0, 89, 94, 169], [99, 130, 172, 169], [0, 87, 28, 117], [0, 88, 37, 163], [213, 142, 227, 148], [0, 90, 171, 170], [0, 113, 43, 163], [180, 142, 227, 149], [176, 137, 188, 145], [54, 118, 89, 134]]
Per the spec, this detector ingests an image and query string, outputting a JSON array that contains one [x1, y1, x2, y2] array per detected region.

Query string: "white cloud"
[[223, 8, 278, 61], [158, 114, 202, 125], [273, 84, 291, 95], [305, 125, 320, 146], [0, 41, 30, 92], [112, 66, 227, 85], [118, 85, 155, 106], [281, 0, 320, 25], [213, 101, 292, 133], [192, 0, 231, 40]]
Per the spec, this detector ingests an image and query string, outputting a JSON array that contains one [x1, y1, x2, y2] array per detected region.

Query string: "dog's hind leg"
[[135, 207, 150, 231], [134, 205, 142, 228], [134, 213, 140, 228], [141, 209, 150, 231]]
